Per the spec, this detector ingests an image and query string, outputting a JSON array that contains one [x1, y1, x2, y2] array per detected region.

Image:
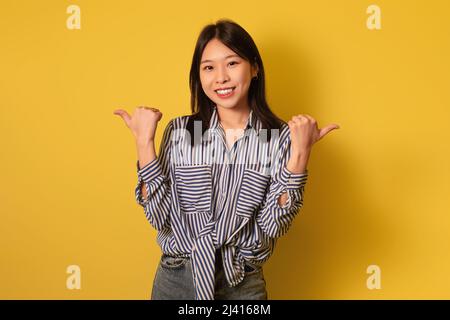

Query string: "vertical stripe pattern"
[[135, 106, 309, 300]]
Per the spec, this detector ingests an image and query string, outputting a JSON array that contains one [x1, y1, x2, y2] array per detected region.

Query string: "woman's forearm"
[[136, 139, 157, 200], [286, 150, 309, 174], [277, 150, 310, 206]]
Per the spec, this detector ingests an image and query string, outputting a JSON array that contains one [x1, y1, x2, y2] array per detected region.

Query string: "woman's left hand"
[[288, 114, 340, 157]]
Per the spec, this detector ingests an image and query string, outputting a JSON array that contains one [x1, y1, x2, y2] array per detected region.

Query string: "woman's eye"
[[203, 61, 239, 71]]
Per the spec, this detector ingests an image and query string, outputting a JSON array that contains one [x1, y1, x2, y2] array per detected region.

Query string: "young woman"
[[114, 19, 339, 300]]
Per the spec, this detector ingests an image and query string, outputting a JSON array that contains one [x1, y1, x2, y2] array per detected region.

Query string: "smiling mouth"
[[215, 87, 236, 94]]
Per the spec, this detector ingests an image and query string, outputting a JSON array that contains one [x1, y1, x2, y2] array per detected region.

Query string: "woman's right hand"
[[113, 106, 163, 145]]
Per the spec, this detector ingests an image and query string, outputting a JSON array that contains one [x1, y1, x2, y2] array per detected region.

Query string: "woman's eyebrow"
[[201, 54, 240, 64]]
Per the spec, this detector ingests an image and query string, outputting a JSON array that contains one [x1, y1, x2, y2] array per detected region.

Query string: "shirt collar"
[[209, 106, 257, 131]]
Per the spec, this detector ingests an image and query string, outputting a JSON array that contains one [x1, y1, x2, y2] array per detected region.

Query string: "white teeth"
[[216, 88, 234, 94]]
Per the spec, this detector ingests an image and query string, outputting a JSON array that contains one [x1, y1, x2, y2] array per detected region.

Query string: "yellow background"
[[1, 0, 449, 299]]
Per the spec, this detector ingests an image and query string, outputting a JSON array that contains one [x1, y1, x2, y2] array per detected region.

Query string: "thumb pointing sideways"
[[113, 109, 131, 127]]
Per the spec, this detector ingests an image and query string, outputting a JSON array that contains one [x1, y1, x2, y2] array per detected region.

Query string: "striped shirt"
[[135, 106, 309, 300]]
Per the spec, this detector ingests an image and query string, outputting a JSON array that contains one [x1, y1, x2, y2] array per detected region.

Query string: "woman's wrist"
[[136, 140, 156, 170], [136, 136, 154, 146], [286, 148, 311, 174]]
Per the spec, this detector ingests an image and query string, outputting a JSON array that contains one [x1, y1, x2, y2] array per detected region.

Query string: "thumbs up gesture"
[[288, 114, 340, 156], [113, 106, 163, 145]]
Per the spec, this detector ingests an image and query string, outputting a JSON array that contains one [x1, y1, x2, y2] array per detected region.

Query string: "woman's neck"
[[216, 105, 251, 130]]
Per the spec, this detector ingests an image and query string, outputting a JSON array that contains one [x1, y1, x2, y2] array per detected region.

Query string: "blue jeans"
[[151, 249, 268, 300]]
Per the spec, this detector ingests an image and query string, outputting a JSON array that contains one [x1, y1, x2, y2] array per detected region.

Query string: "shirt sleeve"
[[255, 125, 309, 238], [135, 119, 174, 231]]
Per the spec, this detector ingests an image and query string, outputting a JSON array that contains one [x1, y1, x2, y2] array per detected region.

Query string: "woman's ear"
[[252, 60, 259, 78]]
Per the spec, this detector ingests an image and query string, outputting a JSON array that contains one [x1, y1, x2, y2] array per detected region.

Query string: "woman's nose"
[[215, 66, 230, 83]]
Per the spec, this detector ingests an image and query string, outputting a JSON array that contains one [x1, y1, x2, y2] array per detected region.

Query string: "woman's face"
[[199, 38, 258, 111]]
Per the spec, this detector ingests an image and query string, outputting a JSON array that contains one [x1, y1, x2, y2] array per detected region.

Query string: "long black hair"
[[186, 18, 285, 145]]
